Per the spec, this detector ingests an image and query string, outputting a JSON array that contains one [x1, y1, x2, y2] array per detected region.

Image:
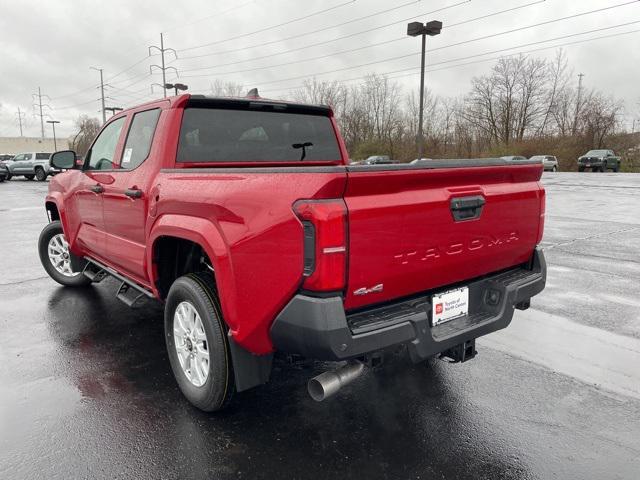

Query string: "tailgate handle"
[[450, 195, 485, 221]]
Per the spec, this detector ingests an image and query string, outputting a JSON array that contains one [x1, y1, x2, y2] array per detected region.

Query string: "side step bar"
[[83, 258, 155, 308]]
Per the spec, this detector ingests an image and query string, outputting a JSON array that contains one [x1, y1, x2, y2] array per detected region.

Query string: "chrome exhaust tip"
[[307, 361, 365, 402]]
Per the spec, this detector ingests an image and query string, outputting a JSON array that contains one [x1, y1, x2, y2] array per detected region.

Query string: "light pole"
[[46, 120, 60, 151], [407, 20, 442, 160], [164, 83, 188, 96]]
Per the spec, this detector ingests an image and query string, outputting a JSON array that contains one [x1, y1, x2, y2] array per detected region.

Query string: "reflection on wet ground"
[[1, 174, 640, 479]]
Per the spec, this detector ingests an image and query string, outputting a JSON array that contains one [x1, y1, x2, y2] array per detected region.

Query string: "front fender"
[[147, 214, 238, 333]]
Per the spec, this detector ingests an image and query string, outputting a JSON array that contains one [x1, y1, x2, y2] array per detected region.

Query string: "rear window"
[[36, 153, 51, 160], [177, 108, 341, 163]]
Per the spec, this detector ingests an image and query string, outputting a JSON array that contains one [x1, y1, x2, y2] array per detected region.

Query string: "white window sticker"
[[122, 148, 133, 165]]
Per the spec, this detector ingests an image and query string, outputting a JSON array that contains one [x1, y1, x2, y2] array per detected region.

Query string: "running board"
[[84, 257, 155, 308]]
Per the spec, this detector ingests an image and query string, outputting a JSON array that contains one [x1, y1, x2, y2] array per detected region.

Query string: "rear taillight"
[[293, 199, 347, 292], [536, 187, 546, 244]]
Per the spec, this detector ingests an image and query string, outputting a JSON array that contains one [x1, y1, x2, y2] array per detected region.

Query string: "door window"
[[85, 117, 125, 171], [24, 153, 33, 160], [120, 109, 161, 170], [13, 154, 25, 161]]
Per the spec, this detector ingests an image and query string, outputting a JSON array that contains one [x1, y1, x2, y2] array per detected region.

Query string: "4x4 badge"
[[353, 284, 384, 296]]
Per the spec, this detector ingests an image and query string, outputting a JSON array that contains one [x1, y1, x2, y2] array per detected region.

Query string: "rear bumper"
[[271, 248, 546, 362]]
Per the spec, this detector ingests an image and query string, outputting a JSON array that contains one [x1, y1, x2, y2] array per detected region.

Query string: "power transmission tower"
[[572, 73, 585, 136], [90, 67, 107, 123], [32, 87, 51, 139], [16, 107, 25, 137], [149, 33, 178, 98]]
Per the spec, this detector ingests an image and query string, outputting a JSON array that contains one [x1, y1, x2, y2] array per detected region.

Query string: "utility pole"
[[149, 33, 178, 98], [572, 73, 585, 136], [16, 107, 25, 137], [46, 120, 60, 151], [104, 106, 123, 117], [32, 87, 50, 139], [90, 67, 106, 123]]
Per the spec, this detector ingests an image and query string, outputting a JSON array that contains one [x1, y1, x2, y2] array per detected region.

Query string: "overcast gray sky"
[[0, 0, 638, 138]]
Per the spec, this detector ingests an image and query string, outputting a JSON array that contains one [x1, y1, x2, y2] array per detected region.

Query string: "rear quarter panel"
[[150, 168, 347, 354]]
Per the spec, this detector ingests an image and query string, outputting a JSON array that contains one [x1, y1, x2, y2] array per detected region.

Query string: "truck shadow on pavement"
[[42, 281, 529, 479]]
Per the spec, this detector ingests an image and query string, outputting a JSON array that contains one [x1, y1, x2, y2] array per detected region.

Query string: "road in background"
[[1, 173, 639, 479]]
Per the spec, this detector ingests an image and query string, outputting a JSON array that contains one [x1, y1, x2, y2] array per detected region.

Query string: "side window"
[[120, 109, 161, 170], [86, 117, 125, 171], [36, 153, 50, 160], [13, 154, 24, 161], [25, 153, 34, 160]]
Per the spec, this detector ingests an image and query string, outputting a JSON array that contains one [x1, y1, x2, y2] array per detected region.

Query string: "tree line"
[[70, 50, 639, 170]]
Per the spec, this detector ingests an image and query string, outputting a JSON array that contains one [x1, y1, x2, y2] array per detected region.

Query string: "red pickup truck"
[[39, 94, 546, 411]]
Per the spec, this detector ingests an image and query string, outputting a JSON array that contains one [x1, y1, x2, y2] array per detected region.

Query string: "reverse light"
[[293, 199, 348, 292]]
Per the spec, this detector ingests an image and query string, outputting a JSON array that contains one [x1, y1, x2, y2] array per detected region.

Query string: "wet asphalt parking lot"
[[1, 172, 639, 480]]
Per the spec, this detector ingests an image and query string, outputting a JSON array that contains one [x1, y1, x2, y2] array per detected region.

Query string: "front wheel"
[[164, 272, 235, 412], [38, 221, 91, 287], [35, 167, 47, 181], [578, 167, 585, 172]]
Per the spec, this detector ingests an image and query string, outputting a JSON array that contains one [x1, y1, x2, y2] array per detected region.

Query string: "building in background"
[[0, 137, 63, 155]]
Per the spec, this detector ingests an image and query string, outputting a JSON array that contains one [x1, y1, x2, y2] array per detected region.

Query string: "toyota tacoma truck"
[[39, 93, 546, 411], [7, 152, 59, 181], [577, 149, 621, 172]]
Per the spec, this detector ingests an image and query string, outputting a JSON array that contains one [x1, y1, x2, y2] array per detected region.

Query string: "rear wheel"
[[35, 167, 47, 181], [25, 174, 34, 180], [164, 272, 235, 412], [38, 221, 91, 287]]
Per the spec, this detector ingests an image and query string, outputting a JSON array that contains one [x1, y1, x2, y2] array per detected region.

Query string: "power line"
[[162, 0, 258, 33], [253, 20, 640, 90], [180, 0, 639, 78], [179, 0, 492, 71], [177, 0, 467, 60], [178, 0, 362, 52], [260, 28, 640, 95]]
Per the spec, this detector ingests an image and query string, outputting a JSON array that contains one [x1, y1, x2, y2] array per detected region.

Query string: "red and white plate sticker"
[[432, 287, 469, 326]]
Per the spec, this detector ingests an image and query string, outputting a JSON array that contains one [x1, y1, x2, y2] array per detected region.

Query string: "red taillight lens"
[[536, 187, 546, 244], [293, 199, 347, 292]]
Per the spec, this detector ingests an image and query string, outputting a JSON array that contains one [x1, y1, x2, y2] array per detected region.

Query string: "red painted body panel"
[[342, 164, 544, 310], [46, 94, 545, 356]]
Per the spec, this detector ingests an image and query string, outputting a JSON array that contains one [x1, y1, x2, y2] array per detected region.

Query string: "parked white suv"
[[530, 155, 558, 172], [6, 152, 59, 181]]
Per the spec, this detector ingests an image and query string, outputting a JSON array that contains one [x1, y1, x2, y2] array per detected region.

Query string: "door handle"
[[90, 184, 104, 194], [124, 188, 143, 199], [450, 195, 485, 221]]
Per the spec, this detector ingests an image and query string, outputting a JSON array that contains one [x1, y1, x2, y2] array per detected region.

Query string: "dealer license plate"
[[431, 287, 469, 326]]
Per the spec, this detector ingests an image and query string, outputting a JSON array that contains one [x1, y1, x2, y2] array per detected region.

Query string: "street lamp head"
[[407, 20, 442, 37], [425, 20, 443, 36], [46, 120, 60, 124], [407, 21, 424, 37], [174, 83, 188, 91], [164, 83, 175, 90]]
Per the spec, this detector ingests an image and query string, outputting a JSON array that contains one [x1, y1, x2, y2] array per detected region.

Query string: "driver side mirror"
[[50, 150, 77, 170]]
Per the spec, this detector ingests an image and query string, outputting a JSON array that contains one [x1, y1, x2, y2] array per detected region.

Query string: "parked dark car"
[[578, 150, 621, 172], [0, 163, 9, 182]]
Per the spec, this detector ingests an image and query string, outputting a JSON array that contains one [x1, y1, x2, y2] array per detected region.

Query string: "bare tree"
[[210, 80, 245, 97], [70, 115, 101, 155]]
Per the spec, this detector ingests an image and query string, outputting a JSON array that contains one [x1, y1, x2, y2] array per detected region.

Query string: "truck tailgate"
[[343, 160, 544, 310]]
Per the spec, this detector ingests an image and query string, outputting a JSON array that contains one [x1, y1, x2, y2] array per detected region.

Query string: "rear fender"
[[147, 214, 237, 330]]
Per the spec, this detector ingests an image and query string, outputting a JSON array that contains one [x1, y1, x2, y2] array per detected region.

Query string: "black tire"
[[613, 164, 620, 173], [35, 167, 47, 181], [38, 221, 92, 287], [578, 167, 585, 172], [5, 173, 11, 180], [164, 272, 235, 412], [25, 174, 35, 180], [552, 166, 557, 172]]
